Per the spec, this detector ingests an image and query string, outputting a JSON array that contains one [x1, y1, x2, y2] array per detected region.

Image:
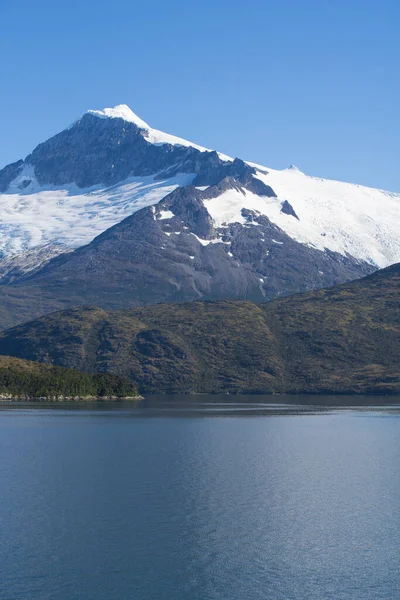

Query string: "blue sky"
[[1, 0, 399, 191]]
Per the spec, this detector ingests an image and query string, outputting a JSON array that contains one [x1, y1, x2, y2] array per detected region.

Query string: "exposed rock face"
[[191, 157, 273, 189], [9, 115, 256, 189], [0, 160, 23, 192], [25, 114, 193, 186], [280, 200, 299, 220]]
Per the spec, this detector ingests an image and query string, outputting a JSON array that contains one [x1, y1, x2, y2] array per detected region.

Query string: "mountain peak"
[[84, 103, 220, 155], [87, 104, 150, 129], [83, 103, 233, 161]]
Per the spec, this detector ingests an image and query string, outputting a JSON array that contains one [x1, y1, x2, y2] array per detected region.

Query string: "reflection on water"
[[0, 395, 399, 600], [1, 393, 400, 417]]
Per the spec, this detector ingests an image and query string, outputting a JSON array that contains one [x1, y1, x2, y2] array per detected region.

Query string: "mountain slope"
[[248, 164, 400, 268], [0, 264, 397, 395], [0, 242, 71, 284], [0, 175, 374, 330]]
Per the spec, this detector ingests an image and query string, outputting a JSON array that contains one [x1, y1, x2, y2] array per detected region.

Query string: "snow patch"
[[7, 164, 40, 194], [158, 210, 175, 220], [190, 233, 229, 246], [204, 188, 277, 228], [87, 105, 150, 129]]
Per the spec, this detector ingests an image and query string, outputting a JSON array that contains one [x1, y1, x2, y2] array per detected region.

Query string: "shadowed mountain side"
[[0, 113, 257, 191], [0, 264, 397, 395]]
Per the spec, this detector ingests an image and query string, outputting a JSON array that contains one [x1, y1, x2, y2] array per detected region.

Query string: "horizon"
[[1, 0, 399, 193]]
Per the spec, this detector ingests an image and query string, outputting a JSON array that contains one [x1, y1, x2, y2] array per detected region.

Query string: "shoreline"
[[0, 394, 143, 402]]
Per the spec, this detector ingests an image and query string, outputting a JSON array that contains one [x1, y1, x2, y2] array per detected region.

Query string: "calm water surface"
[[0, 395, 399, 600]]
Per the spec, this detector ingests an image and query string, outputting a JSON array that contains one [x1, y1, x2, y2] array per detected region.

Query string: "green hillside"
[[0, 264, 398, 395]]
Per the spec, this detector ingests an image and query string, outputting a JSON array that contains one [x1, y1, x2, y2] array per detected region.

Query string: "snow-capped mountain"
[[0, 104, 398, 269], [0, 103, 398, 325], [0, 105, 248, 265]]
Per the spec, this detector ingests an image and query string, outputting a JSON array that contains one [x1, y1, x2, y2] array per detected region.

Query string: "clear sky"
[[1, 0, 399, 191]]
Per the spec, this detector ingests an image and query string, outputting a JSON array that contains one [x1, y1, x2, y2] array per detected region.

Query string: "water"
[[0, 395, 400, 600]]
